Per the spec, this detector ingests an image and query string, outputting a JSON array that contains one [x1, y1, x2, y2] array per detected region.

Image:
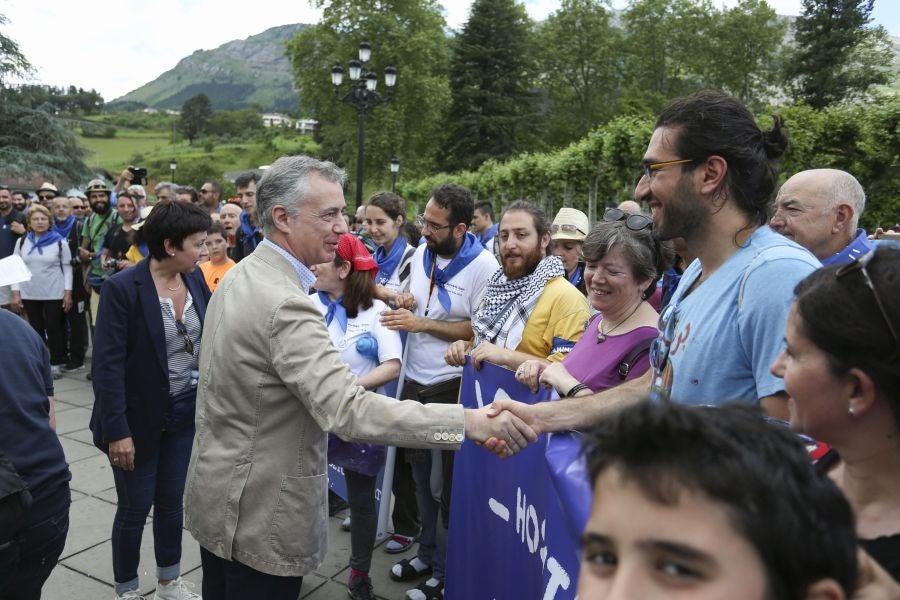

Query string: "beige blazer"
[[184, 243, 465, 577]]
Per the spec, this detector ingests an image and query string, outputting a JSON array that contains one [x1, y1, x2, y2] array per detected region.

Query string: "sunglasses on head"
[[603, 207, 652, 231], [835, 250, 898, 349], [550, 223, 585, 236], [174, 320, 195, 356]]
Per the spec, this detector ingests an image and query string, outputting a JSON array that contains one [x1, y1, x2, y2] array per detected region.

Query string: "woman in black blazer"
[[90, 200, 211, 600]]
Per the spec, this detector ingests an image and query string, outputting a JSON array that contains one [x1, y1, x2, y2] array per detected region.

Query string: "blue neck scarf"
[[26, 230, 63, 255], [318, 292, 348, 332], [822, 229, 876, 266], [53, 216, 77, 240], [422, 231, 484, 313], [374, 239, 407, 285], [239, 212, 260, 250], [567, 264, 583, 289]]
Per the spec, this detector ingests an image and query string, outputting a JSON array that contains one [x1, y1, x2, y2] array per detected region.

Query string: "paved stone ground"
[[44, 364, 426, 600]]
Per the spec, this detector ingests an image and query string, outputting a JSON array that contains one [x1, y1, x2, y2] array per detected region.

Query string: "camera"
[[128, 166, 148, 185], [103, 258, 120, 271]]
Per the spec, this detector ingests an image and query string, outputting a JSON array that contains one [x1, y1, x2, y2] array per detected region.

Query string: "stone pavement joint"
[[44, 363, 427, 600]]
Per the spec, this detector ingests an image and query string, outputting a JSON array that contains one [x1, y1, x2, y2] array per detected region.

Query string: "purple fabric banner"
[[445, 359, 590, 600]]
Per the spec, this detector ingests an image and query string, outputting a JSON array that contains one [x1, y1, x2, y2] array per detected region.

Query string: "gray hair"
[[582, 220, 673, 298], [825, 170, 866, 230], [257, 156, 346, 235], [154, 181, 177, 196]]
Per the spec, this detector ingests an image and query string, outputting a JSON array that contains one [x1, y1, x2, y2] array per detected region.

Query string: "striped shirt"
[[159, 292, 201, 395]]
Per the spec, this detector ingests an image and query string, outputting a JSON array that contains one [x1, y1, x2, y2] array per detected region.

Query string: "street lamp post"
[[331, 42, 397, 210], [169, 159, 178, 185], [389, 156, 400, 193]]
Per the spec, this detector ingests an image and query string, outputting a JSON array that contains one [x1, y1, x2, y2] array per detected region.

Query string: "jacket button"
[[433, 432, 441, 441], [441, 432, 449, 441], [455, 433, 464, 442]]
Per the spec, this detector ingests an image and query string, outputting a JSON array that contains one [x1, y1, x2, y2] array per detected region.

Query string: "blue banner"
[[446, 360, 591, 600]]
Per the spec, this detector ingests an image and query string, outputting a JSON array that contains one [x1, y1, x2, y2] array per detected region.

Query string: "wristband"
[[565, 383, 589, 398]]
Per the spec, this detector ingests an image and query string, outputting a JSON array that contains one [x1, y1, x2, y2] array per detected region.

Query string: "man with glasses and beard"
[[445, 200, 590, 373], [486, 90, 821, 450], [199, 180, 223, 214], [78, 179, 122, 327], [379, 184, 498, 600]]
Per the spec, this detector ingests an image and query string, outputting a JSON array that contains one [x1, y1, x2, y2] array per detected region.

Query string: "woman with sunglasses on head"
[[310, 233, 404, 600], [90, 200, 211, 600], [549, 208, 590, 297], [517, 210, 672, 399], [771, 246, 900, 579]]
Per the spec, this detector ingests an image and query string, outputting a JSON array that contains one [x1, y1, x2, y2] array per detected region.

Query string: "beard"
[[425, 232, 460, 257], [91, 201, 110, 215], [502, 243, 545, 280], [653, 175, 708, 241]]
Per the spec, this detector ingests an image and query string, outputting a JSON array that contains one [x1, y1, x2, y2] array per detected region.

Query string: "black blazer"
[[89, 259, 210, 462]]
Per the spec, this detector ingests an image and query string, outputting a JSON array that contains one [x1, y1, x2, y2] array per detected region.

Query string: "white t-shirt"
[[379, 240, 416, 295], [405, 244, 498, 385], [310, 295, 402, 393]]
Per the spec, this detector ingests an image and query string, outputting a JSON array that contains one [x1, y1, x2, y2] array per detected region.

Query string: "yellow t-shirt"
[[516, 276, 592, 362], [200, 259, 236, 292]]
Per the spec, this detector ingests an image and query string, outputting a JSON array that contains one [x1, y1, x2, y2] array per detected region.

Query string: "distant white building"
[[295, 118, 317, 135], [262, 113, 293, 127]]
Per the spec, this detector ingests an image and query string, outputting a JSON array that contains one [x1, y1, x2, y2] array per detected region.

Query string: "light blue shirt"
[[650, 226, 820, 406], [262, 238, 316, 294]]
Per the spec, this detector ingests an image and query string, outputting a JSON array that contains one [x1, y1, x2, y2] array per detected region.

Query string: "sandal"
[[385, 533, 416, 554], [390, 558, 432, 582]]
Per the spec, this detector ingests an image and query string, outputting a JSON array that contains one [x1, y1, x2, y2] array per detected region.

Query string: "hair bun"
[[762, 115, 788, 160]]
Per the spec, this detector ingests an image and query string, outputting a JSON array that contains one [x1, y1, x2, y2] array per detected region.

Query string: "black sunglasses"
[[603, 207, 652, 231], [174, 320, 195, 356], [835, 251, 898, 349]]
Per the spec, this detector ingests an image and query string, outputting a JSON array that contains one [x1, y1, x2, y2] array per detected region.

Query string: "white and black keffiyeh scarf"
[[472, 255, 565, 348]]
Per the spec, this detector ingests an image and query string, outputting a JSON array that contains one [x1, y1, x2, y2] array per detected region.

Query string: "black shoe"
[[347, 574, 374, 600], [405, 578, 443, 600]]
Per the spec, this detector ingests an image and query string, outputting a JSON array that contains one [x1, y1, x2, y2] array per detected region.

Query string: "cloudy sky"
[[3, 0, 898, 102]]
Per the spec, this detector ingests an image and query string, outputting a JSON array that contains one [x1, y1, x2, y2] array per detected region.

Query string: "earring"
[[169, 252, 175, 257], [848, 406, 855, 417]]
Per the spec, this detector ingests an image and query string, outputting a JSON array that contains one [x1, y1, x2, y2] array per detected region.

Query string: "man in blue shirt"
[[770, 168, 875, 266], [0, 185, 27, 310], [490, 91, 819, 438], [471, 201, 499, 256]]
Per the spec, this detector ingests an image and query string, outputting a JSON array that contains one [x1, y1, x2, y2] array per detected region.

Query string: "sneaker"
[[405, 578, 443, 600], [50, 365, 63, 380], [153, 577, 200, 600], [62, 362, 84, 372], [347, 573, 374, 600], [341, 516, 351, 531], [114, 592, 147, 600]]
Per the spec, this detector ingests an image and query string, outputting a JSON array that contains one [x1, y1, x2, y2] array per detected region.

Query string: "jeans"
[[411, 450, 447, 580], [23, 299, 66, 365], [0, 494, 69, 600], [200, 547, 303, 600], [345, 469, 377, 573], [111, 426, 194, 594]]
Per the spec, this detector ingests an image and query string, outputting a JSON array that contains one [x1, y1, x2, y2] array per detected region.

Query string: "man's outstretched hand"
[[479, 398, 545, 457], [464, 405, 539, 458]]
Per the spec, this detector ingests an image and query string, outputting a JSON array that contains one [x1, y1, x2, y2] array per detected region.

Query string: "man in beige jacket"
[[184, 155, 536, 599]]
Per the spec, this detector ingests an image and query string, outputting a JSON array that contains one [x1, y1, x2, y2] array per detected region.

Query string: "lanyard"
[[424, 259, 437, 318]]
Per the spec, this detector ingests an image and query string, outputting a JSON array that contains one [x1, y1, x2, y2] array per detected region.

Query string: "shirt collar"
[[262, 238, 317, 294]]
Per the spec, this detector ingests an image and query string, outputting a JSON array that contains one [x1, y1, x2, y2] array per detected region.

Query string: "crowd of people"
[[0, 89, 898, 600]]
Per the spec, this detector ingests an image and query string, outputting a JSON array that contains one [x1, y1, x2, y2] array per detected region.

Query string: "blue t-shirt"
[[0, 209, 25, 258], [650, 226, 820, 406], [0, 310, 71, 524]]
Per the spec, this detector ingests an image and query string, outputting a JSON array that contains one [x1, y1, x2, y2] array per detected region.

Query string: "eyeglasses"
[[550, 223, 585, 237], [642, 158, 694, 180], [200, 188, 212, 194], [416, 214, 451, 232], [603, 207, 652, 231], [835, 251, 898, 349], [39, 194, 55, 201], [174, 320, 195, 356]]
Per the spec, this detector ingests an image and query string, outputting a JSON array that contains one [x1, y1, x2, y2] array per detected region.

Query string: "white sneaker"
[[153, 577, 201, 600], [115, 592, 147, 600]]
